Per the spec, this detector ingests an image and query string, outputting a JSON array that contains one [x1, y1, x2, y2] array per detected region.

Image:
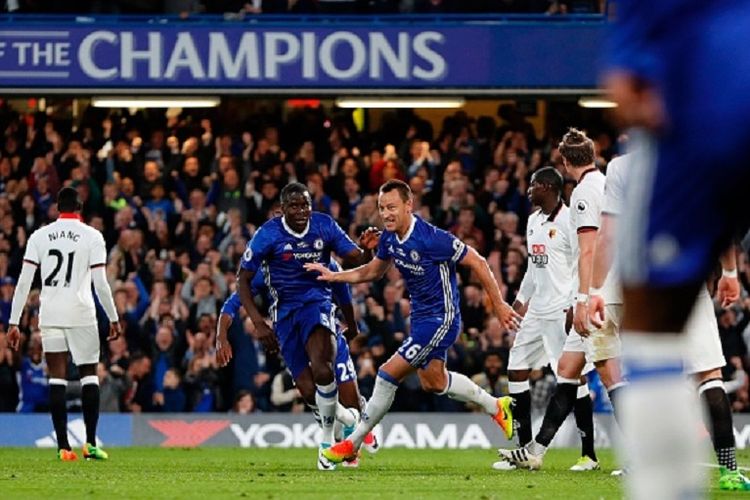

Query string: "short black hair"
[[280, 182, 309, 204], [532, 166, 563, 194], [57, 186, 81, 213], [379, 179, 412, 202], [558, 128, 595, 167]]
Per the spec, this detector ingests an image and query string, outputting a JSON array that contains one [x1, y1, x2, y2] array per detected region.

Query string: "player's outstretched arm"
[[718, 245, 741, 309], [459, 246, 521, 332], [304, 257, 390, 284], [237, 268, 278, 355], [7, 261, 37, 351]]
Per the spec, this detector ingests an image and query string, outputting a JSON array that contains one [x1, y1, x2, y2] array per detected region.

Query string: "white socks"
[[315, 381, 338, 445], [577, 383, 589, 399], [620, 332, 705, 500], [441, 371, 498, 415], [349, 373, 398, 448], [509, 380, 530, 395]]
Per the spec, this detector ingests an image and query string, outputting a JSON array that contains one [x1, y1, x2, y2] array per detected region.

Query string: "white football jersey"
[[520, 203, 576, 318], [599, 154, 632, 305], [23, 215, 107, 327], [569, 168, 607, 297]]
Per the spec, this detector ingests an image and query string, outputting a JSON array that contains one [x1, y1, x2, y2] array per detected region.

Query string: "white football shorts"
[[41, 325, 100, 365], [508, 314, 567, 375], [684, 290, 725, 374]]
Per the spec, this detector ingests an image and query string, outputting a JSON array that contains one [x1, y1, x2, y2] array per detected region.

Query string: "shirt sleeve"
[[571, 187, 602, 233], [326, 215, 358, 257], [90, 232, 107, 268], [240, 227, 271, 274], [602, 159, 626, 216], [220, 292, 242, 320], [328, 260, 352, 306], [22, 233, 39, 266], [375, 233, 392, 261], [432, 227, 468, 263], [516, 265, 536, 305]]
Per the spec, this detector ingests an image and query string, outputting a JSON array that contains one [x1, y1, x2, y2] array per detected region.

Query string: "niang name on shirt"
[[394, 258, 425, 275], [48, 230, 81, 243]]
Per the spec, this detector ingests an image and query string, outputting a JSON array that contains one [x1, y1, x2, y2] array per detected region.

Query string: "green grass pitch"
[[0, 447, 747, 499]]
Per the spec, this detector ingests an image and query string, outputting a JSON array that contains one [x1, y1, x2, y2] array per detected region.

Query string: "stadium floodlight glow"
[[91, 97, 221, 108], [577, 97, 618, 109], [335, 97, 465, 109]]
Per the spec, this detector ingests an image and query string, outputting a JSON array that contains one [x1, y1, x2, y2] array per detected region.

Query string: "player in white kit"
[[589, 153, 750, 490], [499, 129, 625, 470], [493, 167, 599, 472], [7, 187, 121, 462]]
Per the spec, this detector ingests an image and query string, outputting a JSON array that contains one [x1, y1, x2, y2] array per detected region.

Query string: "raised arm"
[[459, 246, 521, 332]]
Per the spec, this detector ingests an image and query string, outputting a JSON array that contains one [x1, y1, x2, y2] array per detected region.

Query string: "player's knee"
[[595, 361, 620, 389], [420, 373, 448, 393], [694, 368, 722, 385], [310, 362, 334, 386]]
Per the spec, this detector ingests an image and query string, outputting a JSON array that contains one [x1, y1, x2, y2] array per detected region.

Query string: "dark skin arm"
[[339, 301, 359, 342], [340, 227, 381, 268], [237, 268, 279, 355], [215, 313, 233, 367]]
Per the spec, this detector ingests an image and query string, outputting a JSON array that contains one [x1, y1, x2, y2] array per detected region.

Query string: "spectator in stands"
[[98, 361, 127, 413], [0, 331, 18, 412], [17, 332, 47, 413]]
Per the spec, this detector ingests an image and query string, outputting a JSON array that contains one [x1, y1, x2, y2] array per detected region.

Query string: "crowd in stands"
[[0, 99, 748, 417], [2, 0, 607, 16]]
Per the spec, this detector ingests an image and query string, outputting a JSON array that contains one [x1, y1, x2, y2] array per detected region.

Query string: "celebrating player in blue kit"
[[305, 179, 522, 464], [233, 182, 378, 470], [216, 261, 379, 468]]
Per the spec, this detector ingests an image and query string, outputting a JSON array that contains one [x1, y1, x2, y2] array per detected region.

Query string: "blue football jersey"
[[222, 260, 352, 320], [375, 215, 467, 322], [240, 213, 357, 321]]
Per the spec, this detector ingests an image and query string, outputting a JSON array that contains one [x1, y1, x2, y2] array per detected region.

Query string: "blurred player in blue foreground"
[[604, 1, 750, 497], [216, 262, 379, 468], [306, 179, 522, 464], [230, 182, 378, 470]]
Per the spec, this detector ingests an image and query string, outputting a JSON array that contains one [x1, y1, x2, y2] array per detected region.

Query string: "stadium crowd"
[[2, 0, 607, 16], [0, 100, 748, 416]]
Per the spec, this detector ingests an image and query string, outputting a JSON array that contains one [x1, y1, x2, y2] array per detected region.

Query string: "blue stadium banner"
[[0, 414, 132, 447], [0, 21, 604, 91]]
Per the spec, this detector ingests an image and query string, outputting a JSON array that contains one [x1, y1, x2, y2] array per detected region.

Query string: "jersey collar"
[[281, 215, 310, 238], [578, 167, 598, 183], [58, 213, 82, 221], [396, 214, 417, 244], [546, 201, 563, 222]]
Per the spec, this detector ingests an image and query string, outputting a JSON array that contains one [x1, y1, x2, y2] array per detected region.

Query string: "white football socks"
[[620, 332, 706, 500], [440, 371, 498, 415], [315, 381, 338, 445], [349, 373, 398, 449]]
